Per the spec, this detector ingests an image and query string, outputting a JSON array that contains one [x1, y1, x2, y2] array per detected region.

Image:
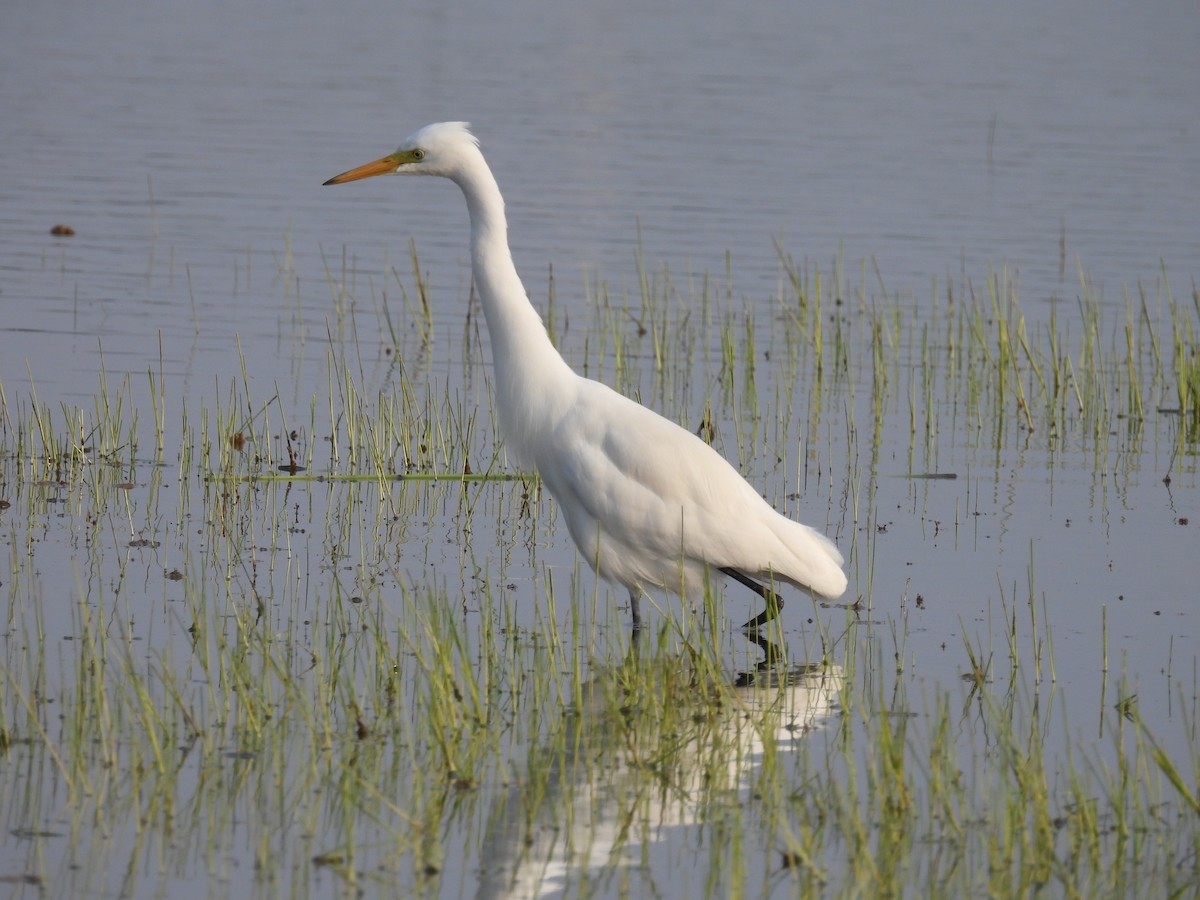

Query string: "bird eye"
[[412, 149, 426, 160]]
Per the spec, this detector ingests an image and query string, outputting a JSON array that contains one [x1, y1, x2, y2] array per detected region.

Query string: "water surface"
[[1, 0, 1197, 896]]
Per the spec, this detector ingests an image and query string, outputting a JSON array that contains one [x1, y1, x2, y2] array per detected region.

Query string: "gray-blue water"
[[4, 0, 1197, 406], [1, 0, 1197, 896]]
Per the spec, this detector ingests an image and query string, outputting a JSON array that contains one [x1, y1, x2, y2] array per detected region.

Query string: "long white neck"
[[450, 153, 576, 466]]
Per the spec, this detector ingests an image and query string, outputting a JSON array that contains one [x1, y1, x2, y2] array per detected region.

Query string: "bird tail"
[[772, 521, 847, 600]]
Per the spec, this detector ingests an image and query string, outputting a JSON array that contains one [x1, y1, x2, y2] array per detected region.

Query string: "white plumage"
[[325, 122, 847, 628]]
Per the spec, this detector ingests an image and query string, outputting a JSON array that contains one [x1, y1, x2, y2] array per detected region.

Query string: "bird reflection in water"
[[474, 630, 843, 899]]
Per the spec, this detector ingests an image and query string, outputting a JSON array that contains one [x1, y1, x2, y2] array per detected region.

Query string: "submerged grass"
[[2, 523, 1196, 896], [0, 244, 1196, 897]]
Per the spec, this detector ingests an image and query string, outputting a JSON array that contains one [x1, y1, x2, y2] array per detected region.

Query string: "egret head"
[[323, 121, 479, 185]]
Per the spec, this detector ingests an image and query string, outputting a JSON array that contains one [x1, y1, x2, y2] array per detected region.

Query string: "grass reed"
[[0, 241, 1196, 896]]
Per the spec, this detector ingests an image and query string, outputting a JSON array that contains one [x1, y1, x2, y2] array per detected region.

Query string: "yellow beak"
[[323, 154, 400, 186]]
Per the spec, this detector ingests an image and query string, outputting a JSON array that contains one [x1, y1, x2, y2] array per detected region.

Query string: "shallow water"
[[4, 0, 1198, 405], [1, 0, 1198, 896]]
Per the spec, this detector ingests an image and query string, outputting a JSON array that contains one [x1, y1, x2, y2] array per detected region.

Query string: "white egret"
[[324, 122, 847, 629]]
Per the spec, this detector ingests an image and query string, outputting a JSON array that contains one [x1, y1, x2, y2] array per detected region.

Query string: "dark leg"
[[629, 609, 645, 658], [719, 567, 784, 631], [628, 589, 642, 632], [733, 630, 789, 686]]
